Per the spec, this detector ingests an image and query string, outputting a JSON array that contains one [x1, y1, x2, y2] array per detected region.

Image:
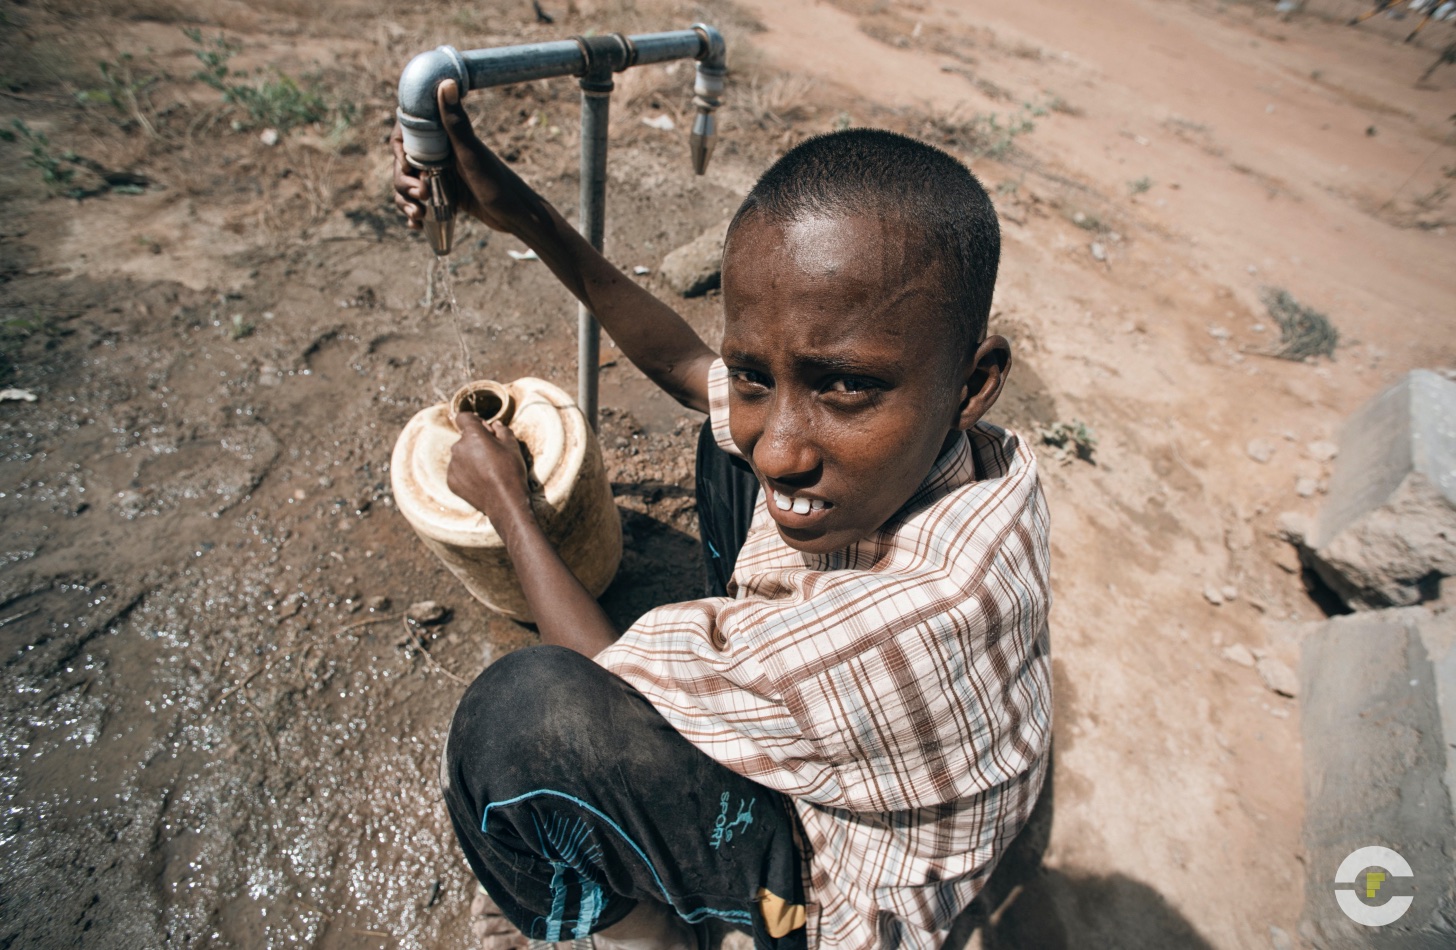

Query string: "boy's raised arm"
[[392, 80, 716, 414]]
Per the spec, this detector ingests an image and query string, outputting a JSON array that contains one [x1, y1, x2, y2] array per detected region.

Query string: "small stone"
[[632, 265, 651, 275], [1089, 242, 1106, 261], [1204, 586, 1225, 606], [407, 600, 448, 625], [260, 128, 280, 146], [1246, 439, 1274, 464], [293, 488, 307, 501], [660, 217, 732, 297], [1295, 476, 1319, 498], [1268, 923, 1294, 950], [1208, 325, 1231, 341], [277, 592, 304, 618], [1257, 657, 1299, 697], [1221, 585, 1239, 602], [366, 595, 391, 612], [1272, 543, 1302, 574], [1222, 643, 1257, 667], [1274, 511, 1309, 544], [1306, 440, 1338, 462]]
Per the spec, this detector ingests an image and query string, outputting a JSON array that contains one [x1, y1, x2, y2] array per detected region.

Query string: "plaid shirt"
[[597, 360, 1052, 950]]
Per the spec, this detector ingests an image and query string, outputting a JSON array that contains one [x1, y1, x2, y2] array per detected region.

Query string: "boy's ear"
[[954, 335, 1012, 431]]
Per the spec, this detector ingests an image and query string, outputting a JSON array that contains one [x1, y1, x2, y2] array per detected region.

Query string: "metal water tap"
[[396, 24, 727, 259]]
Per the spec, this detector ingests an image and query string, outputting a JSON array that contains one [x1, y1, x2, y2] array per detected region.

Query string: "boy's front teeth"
[[771, 490, 827, 514]]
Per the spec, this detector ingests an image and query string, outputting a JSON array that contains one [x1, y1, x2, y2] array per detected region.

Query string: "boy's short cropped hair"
[[726, 128, 1001, 357]]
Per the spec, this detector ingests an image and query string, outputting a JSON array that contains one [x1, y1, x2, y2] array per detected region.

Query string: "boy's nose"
[[752, 397, 819, 485]]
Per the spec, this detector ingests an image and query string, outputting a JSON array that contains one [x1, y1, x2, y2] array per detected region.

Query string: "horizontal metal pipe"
[[461, 40, 586, 90], [398, 28, 719, 165]]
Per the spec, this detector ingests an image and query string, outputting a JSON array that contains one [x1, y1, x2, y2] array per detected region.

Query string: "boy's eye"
[[729, 369, 771, 389], [825, 377, 878, 395]]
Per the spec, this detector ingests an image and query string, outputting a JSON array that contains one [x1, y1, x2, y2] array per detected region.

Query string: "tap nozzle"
[[417, 164, 456, 256], [690, 62, 725, 176]]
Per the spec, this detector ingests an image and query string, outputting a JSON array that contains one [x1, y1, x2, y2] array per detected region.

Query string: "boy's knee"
[[446, 645, 618, 780]]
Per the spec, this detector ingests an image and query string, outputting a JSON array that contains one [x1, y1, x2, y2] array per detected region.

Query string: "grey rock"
[[1295, 476, 1319, 498], [365, 595, 390, 612], [406, 600, 448, 625], [1247, 438, 1275, 464], [1222, 643, 1257, 667], [1204, 586, 1225, 606], [1307, 371, 1456, 610], [1307, 440, 1339, 463], [1256, 656, 1298, 697], [1299, 608, 1456, 948], [1089, 242, 1107, 262], [659, 217, 733, 297], [1269, 924, 1294, 950], [1275, 511, 1311, 544]]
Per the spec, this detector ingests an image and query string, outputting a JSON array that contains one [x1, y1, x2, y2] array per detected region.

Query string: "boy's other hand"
[[447, 412, 534, 531], [391, 79, 546, 237]]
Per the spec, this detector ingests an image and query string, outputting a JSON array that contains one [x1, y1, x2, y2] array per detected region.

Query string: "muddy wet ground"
[[2, 0, 1454, 948]]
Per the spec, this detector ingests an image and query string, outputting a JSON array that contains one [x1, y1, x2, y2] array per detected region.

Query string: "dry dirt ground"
[[0, 0, 1453, 948]]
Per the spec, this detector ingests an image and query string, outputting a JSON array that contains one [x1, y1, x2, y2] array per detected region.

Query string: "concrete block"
[[1308, 370, 1456, 610], [1299, 607, 1456, 948], [659, 217, 732, 297]]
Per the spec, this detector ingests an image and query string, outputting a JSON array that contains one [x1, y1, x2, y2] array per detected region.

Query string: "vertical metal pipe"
[[577, 70, 612, 431]]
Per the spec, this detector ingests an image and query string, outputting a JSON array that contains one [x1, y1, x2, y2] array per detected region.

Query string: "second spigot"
[[690, 60, 725, 176], [417, 164, 456, 256]]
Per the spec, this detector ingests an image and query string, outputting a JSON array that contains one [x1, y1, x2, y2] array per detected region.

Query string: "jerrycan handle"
[[449, 381, 515, 429]]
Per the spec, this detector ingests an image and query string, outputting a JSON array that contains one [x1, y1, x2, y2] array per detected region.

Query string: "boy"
[[392, 80, 1050, 950]]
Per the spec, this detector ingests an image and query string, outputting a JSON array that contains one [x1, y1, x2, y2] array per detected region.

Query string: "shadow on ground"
[[945, 755, 1215, 950]]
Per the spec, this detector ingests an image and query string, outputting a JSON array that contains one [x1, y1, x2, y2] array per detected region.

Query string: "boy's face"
[[721, 211, 1000, 555]]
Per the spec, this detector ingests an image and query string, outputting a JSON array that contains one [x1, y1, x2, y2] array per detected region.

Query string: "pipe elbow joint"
[[691, 23, 726, 71], [397, 46, 469, 166]]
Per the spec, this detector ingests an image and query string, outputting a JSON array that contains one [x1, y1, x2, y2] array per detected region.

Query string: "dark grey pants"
[[440, 423, 806, 950]]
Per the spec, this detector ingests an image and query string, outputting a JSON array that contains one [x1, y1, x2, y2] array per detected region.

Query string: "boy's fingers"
[[455, 410, 485, 435], [437, 80, 474, 143], [393, 193, 423, 229]]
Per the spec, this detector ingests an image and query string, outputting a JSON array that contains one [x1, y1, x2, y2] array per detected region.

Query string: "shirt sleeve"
[[706, 358, 742, 458]]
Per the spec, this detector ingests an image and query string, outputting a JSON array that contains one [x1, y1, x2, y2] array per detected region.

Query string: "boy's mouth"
[[766, 487, 832, 518]]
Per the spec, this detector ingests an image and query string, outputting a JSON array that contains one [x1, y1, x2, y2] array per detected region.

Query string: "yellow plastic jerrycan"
[[390, 378, 622, 622]]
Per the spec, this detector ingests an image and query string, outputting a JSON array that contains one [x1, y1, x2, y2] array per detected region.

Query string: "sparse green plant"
[[1128, 175, 1153, 195], [1045, 95, 1082, 117], [1412, 182, 1450, 212], [1070, 210, 1103, 231], [76, 53, 160, 136], [0, 310, 66, 347], [923, 104, 1036, 160], [995, 175, 1024, 197], [1039, 420, 1097, 464], [11, 120, 79, 196], [184, 28, 347, 133], [1259, 287, 1338, 361], [9, 120, 149, 198], [228, 314, 255, 340]]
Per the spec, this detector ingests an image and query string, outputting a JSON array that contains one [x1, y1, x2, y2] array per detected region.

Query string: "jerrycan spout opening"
[[450, 380, 515, 428]]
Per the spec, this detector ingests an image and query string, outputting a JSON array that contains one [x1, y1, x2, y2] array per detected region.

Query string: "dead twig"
[[338, 612, 401, 635], [400, 617, 470, 687], [0, 608, 40, 627]]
